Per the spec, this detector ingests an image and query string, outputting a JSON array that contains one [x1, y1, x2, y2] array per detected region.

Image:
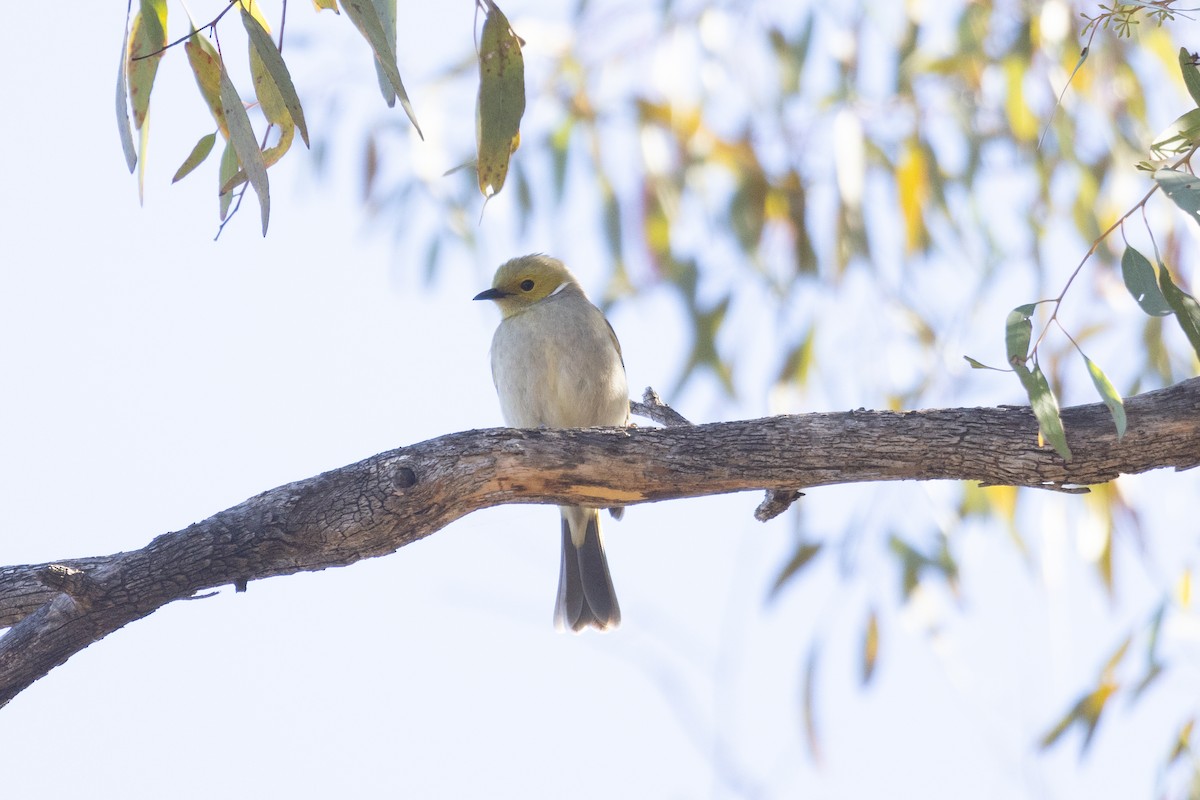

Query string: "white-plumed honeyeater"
[[474, 254, 629, 632]]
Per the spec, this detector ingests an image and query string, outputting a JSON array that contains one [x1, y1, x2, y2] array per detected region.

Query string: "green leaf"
[[1169, 719, 1195, 764], [1159, 267, 1200, 359], [602, 183, 622, 263], [218, 139, 239, 221], [802, 641, 822, 764], [778, 327, 817, 385], [963, 355, 1003, 370], [1039, 680, 1117, 754], [218, 66, 270, 235], [1151, 108, 1200, 156], [1145, 602, 1166, 665], [1130, 662, 1164, 702], [1121, 246, 1172, 316], [1083, 357, 1126, 438], [1013, 362, 1072, 460], [887, 535, 924, 599], [768, 541, 822, 600], [1041, 634, 1126, 754], [730, 168, 768, 252], [476, 0, 526, 198], [1039, 697, 1080, 750], [312, 0, 339, 11], [550, 119, 572, 204], [675, 291, 734, 397], [371, 0, 397, 107], [126, 0, 167, 130], [173, 132, 217, 183], [242, 7, 310, 147], [1180, 47, 1200, 108], [1154, 168, 1200, 224], [1005, 303, 1037, 365], [783, 171, 818, 275], [115, 5, 137, 173], [341, 0, 422, 137]]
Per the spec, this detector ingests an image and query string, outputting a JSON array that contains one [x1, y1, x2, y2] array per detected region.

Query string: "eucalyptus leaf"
[[126, 0, 167, 130], [371, 0, 397, 107], [476, 0, 526, 198], [341, 0, 422, 137], [861, 609, 880, 686], [242, 7, 310, 147], [218, 66, 270, 235], [1180, 47, 1200, 108], [963, 355, 1002, 371], [115, 6, 137, 173], [218, 139, 238, 220], [768, 542, 822, 600], [1013, 362, 1072, 460], [173, 132, 217, 183], [1005, 303, 1037, 365], [185, 29, 229, 138], [1121, 247, 1172, 316], [1083, 357, 1126, 439], [1154, 168, 1200, 224], [1159, 267, 1200, 359]]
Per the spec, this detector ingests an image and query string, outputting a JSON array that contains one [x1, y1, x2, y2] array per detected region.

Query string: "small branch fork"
[[631, 388, 803, 521], [1029, 145, 1199, 356], [131, 0, 243, 63]]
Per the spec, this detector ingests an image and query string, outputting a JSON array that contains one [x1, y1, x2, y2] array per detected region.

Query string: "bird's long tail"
[[554, 507, 621, 632]]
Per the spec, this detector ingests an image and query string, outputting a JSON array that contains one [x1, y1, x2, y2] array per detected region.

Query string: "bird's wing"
[[604, 317, 625, 369]]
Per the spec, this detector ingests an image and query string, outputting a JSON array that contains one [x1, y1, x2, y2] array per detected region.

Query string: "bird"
[[474, 254, 629, 632]]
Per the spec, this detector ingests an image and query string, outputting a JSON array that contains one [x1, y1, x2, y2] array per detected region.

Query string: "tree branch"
[[2, 378, 1198, 706]]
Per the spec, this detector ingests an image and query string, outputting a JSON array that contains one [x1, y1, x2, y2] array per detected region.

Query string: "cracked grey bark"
[[1, 378, 1198, 707]]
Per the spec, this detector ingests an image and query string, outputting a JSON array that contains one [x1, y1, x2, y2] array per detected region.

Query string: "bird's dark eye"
[[520, 279, 535, 291]]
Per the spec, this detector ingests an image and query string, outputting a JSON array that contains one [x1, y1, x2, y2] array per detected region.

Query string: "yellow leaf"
[[126, 0, 167, 130], [219, 119, 296, 193], [896, 139, 929, 255], [243, 7, 310, 147], [185, 30, 229, 140], [237, 0, 272, 33], [261, 120, 295, 168], [1170, 719, 1195, 764], [861, 608, 880, 685], [1003, 55, 1038, 143], [137, 114, 151, 204]]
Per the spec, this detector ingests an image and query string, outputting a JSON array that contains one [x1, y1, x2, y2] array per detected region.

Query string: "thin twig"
[[1029, 145, 1199, 355], [132, 0, 241, 62], [630, 387, 805, 520]]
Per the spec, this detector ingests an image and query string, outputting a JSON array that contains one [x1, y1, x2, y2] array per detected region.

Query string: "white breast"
[[490, 293, 629, 430]]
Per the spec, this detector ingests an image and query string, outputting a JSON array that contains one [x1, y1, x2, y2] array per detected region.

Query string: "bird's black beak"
[[473, 288, 509, 301]]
